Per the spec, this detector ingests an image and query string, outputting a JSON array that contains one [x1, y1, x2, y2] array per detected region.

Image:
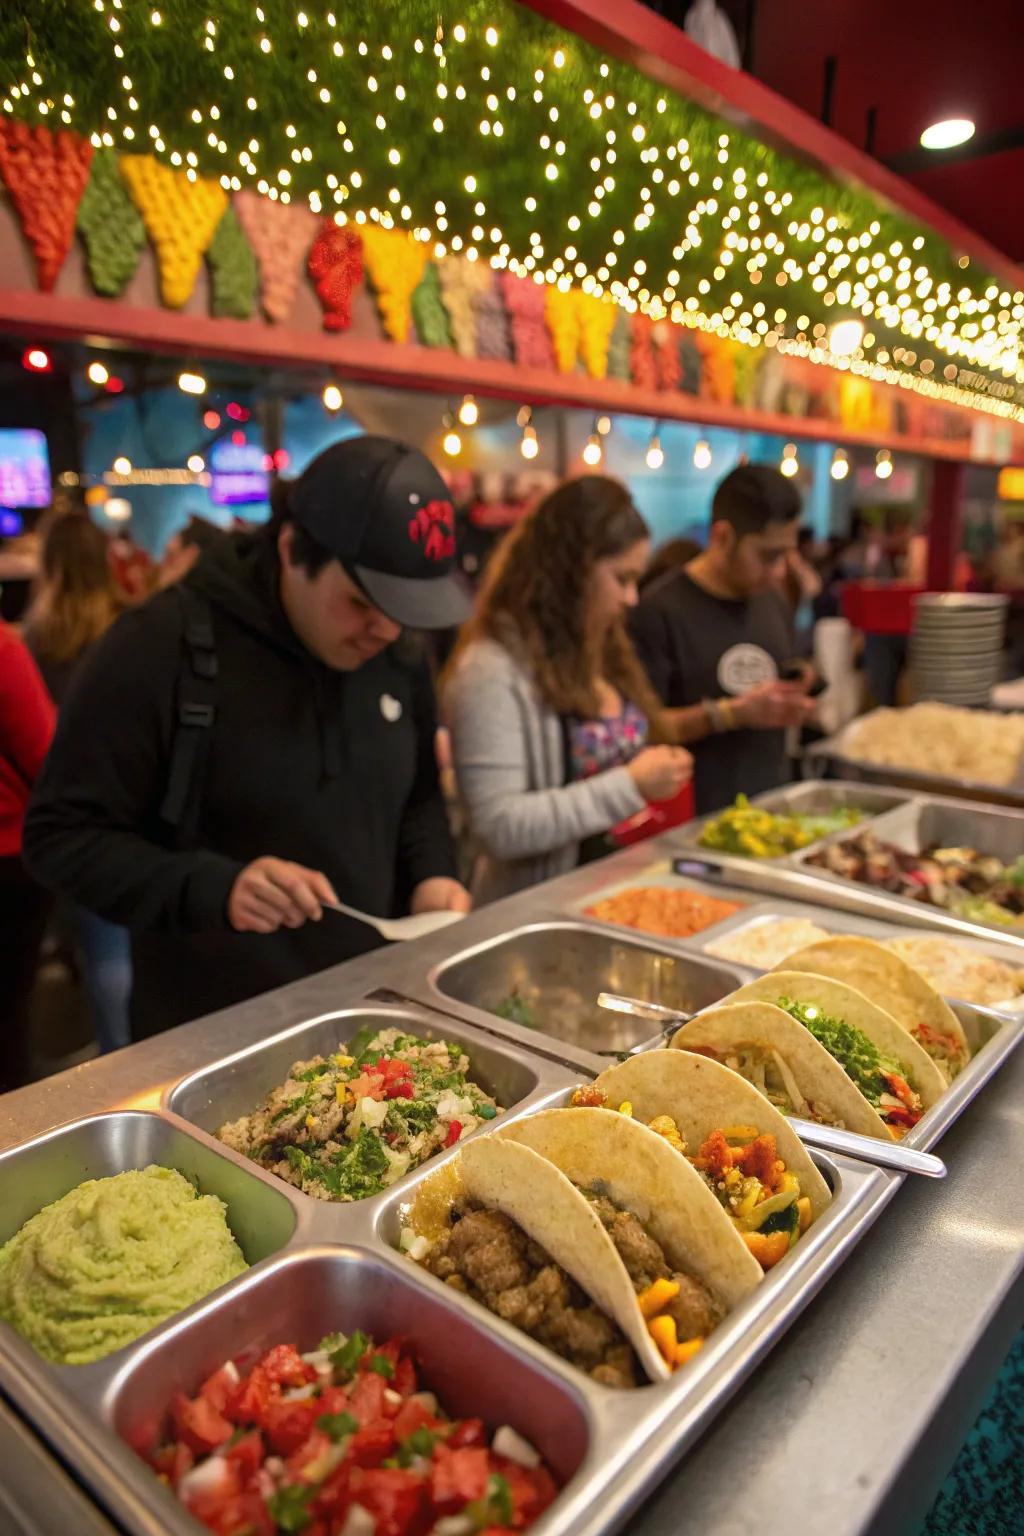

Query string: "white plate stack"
[[910, 592, 1008, 706]]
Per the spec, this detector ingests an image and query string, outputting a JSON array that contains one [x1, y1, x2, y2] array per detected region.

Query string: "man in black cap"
[[631, 463, 816, 815], [25, 437, 472, 1037]]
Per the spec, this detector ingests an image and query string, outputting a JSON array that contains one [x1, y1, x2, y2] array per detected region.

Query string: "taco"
[[573, 1050, 831, 1270], [777, 936, 971, 1081], [671, 999, 917, 1142], [402, 1112, 761, 1385], [718, 972, 946, 1134]]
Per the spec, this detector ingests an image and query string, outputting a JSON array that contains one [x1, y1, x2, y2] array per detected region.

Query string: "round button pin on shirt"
[[380, 694, 403, 722]]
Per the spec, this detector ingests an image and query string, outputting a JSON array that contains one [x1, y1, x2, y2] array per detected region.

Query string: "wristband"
[[702, 697, 723, 733], [719, 696, 737, 731]]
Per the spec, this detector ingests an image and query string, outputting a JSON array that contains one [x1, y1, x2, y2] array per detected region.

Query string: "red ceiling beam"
[[521, 0, 1024, 290], [3, 284, 1017, 464]]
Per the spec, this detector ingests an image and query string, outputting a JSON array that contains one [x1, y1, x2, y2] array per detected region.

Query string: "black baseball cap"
[[287, 435, 471, 629]]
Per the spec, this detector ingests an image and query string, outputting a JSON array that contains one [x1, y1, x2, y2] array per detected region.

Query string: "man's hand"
[[732, 681, 817, 731], [228, 856, 338, 934], [411, 877, 473, 916]]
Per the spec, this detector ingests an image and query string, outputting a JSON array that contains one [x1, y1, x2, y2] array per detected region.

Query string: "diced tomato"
[[148, 1439, 194, 1488], [349, 1371, 389, 1426], [393, 1398, 441, 1443], [223, 1429, 263, 1480], [315, 1384, 353, 1419], [884, 1104, 919, 1128], [350, 1420, 396, 1467], [198, 1364, 240, 1415], [430, 1444, 491, 1508], [187, 1482, 275, 1536], [287, 1427, 334, 1480], [391, 1355, 417, 1399], [386, 1080, 415, 1099], [260, 1345, 317, 1389], [494, 1458, 559, 1526], [445, 1418, 486, 1450], [262, 1395, 322, 1456], [351, 1467, 429, 1536], [226, 1365, 273, 1426], [444, 1120, 463, 1148], [170, 1391, 234, 1456]]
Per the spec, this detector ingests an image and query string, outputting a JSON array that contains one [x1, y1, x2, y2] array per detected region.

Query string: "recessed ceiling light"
[[920, 118, 975, 151]]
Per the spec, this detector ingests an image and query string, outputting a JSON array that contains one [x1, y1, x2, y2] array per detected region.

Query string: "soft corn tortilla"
[[453, 1136, 669, 1382], [591, 1049, 832, 1219], [494, 1107, 763, 1313], [726, 971, 947, 1106], [777, 937, 970, 1078], [670, 1001, 901, 1141]]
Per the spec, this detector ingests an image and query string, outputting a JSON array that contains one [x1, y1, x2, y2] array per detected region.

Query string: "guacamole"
[[776, 996, 906, 1110], [0, 1165, 247, 1365]]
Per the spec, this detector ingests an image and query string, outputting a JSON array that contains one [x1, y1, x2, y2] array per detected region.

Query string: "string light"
[[457, 394, 478, 426], [693, 438, 712, 469], [828, 318, 864, 356], [112, 455, 132, 475], [596, 415, 612, 436], [645, 429, 664, 469], [22, 347, 51, 372], [177, 370, 206, 395], [187, 453, 205, 472], [875, 448, 894, 480], [830, 449, 850, 480], [780, 442, 799, 477], [86, 360, 110, 386], [322, 382, 344, 411], [442, 412, 462, 457]]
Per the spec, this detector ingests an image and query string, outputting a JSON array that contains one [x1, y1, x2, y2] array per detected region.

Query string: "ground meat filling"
[[423, 1205, 640, 1389], [585, 1194, 724, 1342]]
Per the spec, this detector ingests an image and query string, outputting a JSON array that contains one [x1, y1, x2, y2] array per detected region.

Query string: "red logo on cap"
[[408, 498, 455, 563]]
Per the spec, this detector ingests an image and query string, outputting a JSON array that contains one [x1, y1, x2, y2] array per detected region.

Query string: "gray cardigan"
[[445, 638, 646, 904]]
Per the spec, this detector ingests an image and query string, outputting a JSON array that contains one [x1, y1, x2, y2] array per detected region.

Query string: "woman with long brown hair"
[[24, 511, 132, 1055], [445, 475, 692, 902]]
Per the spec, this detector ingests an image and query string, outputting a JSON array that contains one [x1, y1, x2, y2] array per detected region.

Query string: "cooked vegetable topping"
[[217, 1030, 499, 1202], [775, 997, 923, 1135], [700, 795, 864, 859]]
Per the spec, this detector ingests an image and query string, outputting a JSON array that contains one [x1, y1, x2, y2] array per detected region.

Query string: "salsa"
[[142, 1331, 559, 1536], [217, 1029, 499, 1202], [584, 887, 741, 939], [775, 997, 923, 1134]]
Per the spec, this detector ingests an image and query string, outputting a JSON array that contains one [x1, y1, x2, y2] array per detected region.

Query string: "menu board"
[[0, 429, 51, 508]]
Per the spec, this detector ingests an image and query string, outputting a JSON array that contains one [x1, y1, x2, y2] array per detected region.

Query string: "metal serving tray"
[[676, 778, 911, 852], [807, 712, 1024, 809], [428, 920, 751, 1070], [0, 1080, 897, 1536], [792, 795, 1024, 939]]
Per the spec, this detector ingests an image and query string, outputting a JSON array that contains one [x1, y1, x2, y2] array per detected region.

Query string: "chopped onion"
[[339, 1504, 377, 1536], [432, 1518, 475, 1536], [178, 1457, 235, 1502], [383, 1388, 402, 1407], [283, 1382, 319, 1401], [409, 1391, 439, 1415], [399, 1230, 432, 1261], [492, 1425, 541, 1467], [770, 1049, 809, 1117]]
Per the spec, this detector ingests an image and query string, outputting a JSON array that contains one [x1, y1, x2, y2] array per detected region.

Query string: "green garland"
[[2, 1, 1019, 411]]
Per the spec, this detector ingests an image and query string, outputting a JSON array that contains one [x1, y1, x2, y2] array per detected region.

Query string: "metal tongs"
[[595, 990, 947, 1179]]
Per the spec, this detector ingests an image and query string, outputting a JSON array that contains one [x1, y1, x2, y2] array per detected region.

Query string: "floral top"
[[568, 700, 649, 781]]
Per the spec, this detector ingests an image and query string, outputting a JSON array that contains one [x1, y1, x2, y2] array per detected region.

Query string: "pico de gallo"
[[142, 1330, 559, 1536], [217, 1029, 499, 1202], [775, 996, 924, 1137]]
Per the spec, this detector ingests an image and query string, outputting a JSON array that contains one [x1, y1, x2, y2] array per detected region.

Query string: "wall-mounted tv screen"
[[0, 429, 51, 509]]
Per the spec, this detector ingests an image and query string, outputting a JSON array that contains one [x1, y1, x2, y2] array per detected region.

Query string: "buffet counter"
[[1, 836, 1021, 1536]]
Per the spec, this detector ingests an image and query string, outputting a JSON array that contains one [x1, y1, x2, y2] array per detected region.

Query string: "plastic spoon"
[[322, 899, 466, 942]]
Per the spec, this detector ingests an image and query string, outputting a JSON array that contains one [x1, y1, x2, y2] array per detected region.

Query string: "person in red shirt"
[[0, 623, 56, 1089]]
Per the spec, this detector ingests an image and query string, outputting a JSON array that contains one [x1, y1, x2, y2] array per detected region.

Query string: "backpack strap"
[[159, 587, 217, 841]]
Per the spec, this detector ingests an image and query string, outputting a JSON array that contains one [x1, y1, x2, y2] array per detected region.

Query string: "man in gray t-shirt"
[[631, 465, 816, 815]]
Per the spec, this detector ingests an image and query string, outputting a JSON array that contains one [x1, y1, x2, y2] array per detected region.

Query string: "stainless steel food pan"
[[165, 1003, 546, 1137], [0, 1109, 296, 1266], [675, 778, 911, 855], [429, 920, 749, 1066], [807, 713, 1024, 809]]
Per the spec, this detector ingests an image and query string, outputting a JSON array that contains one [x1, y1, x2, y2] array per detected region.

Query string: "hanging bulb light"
[[646, 431, 664, 470], [780, 442, 799, 478], [830, 449, 850, 481], [875, 448, 893, 480], [693, 438, 712, 470], [596, 414, 612, 436], [112, 455, 132, 476], [322, 382, 343, 412], [827, 319, 864, 357], [178, 370, 207, 395], [187, 454, 205, 473], [582, 432, 603, 466], [87, 360, 110, 386], [458, 394, 479, 426], [442, 412, 462, 457], [518, 407, 539, 459], [22, 347, 51, 372]]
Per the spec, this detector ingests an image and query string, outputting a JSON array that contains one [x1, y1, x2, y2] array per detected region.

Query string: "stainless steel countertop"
[[2, 836, 1022, 1536], [0, 1393, 118, 1536]]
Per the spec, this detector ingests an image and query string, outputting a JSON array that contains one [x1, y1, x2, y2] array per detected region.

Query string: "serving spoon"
[[323, 899, 466, 943]]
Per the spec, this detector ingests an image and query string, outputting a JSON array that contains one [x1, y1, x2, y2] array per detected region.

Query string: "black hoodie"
[[24, 533, 457, 1037]]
